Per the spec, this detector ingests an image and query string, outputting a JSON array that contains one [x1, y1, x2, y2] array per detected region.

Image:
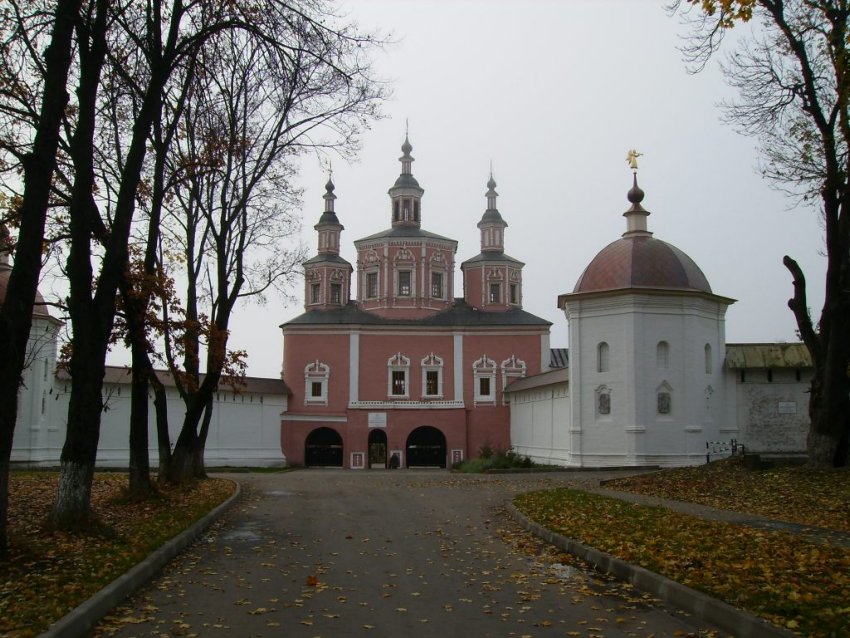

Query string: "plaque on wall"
[[368, 412, 387, 428]]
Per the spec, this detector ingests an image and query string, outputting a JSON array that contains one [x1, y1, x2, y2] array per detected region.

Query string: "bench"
[[705, 439, 744, 463]]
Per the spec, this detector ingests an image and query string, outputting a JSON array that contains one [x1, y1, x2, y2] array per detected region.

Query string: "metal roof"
[[724, 343, 812, 369]]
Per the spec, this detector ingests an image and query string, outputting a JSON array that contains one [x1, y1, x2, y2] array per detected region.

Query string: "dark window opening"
[[311, 381, 323, 398], [392, 370, 406, 395], [426, 370, 439, 395], [331, 283, 342, 304], [431, 272, 443, 298], [367, 272, 378, 298], [398, 271, 411, 296], [767, 369, 774, 383], [509, 283, 518, 304], [310, 283, 320, 304], [479, 377, 491, 396], [489, 283, 500, 303]]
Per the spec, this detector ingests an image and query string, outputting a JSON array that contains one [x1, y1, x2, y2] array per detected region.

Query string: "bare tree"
[[674, 0, 850, 467], [0, 0, 81, 550], [157, 17, 384, 483]]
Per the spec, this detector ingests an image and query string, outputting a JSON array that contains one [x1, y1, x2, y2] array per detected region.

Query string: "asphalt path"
[[93, 470, 725, 638]]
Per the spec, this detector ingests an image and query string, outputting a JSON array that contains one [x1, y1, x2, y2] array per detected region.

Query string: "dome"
[[0, 264, 54, 319], [573, 235, 712, 294]]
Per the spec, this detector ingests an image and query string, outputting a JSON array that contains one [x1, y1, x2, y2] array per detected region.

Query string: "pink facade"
[[280, 138, 550, 468]]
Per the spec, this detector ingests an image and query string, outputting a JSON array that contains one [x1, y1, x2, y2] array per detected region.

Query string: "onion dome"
[[316, 177, 341, 227], [0, 225, 54, 319], [573, 176, 712, 294]]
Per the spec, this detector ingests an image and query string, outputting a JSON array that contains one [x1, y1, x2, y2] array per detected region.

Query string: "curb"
[[37, 480, 242, 638], [506, 503, 797, 638]]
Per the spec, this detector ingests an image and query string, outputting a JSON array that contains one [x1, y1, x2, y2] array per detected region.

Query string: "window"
[[426, 371, 439, 395], [509, 284, 518, 305], [310, 283, 320, 304], [473, 355, 497, 404], [431, 272, 443, 299], [304, 360, 330, 405], [656, 341, 669, 369], [330, 283, 342, 304], [392, 370, 406, 395], [367, 272, 378, 298], [387, 352, 411, 398], [657, 392, 671, 414], [421, 353, 444, 398], [398, 271, 411, 296], [479, 377, 491, 396], [489, 283, 501, 303], [597, 387, 611, 415], [501, 355, 527, 403], [597, 342, 609, 373], [704, 343, 713, 374]]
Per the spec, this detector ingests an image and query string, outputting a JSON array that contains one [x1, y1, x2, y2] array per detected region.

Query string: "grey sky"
[[192, 1, 826, 378]]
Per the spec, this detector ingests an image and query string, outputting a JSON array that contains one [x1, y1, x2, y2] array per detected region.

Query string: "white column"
[[453, 332, 464, 402]]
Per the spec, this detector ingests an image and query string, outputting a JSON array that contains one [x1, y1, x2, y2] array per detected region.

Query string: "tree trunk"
[[0, 0, 81, 550], [128, 342, 154, 497], [153, 378, 172, 481], [193, 396, 214, 478]]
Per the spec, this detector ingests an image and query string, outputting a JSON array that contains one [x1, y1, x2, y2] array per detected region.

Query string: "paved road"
[[94, 470, 725, 638]]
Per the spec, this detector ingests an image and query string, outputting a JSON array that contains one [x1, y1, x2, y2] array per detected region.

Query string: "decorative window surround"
[[421, 352, 444, 398], [387, 352, 411, 398], [349, 400, 464, 410], [596, 384, 612, 417], [473, 355, 497, 405], [304, 360, 330, 405], [501, 354, 527, 404]]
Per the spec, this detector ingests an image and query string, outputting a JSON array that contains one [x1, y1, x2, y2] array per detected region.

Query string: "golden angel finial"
[[626, 149, 642, 171]]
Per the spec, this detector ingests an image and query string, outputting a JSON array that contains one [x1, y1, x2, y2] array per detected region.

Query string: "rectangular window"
[[311, 381, 323, 398], [310, 283, 320, 304], [425, 370, 439, 396], [431, 272, 443, 298], [391, 370, 407, 395], [331, 283, 342, 304], [367, 272, 378, 298], [509, 284, 518, 304], [489, 283, 500, 303], [479, 377, 491, 397], [398, 271, 411, 296]]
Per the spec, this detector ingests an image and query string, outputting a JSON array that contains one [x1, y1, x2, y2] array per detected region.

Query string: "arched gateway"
[[305, 427, 343, 467], [406, 426, 447, 468]]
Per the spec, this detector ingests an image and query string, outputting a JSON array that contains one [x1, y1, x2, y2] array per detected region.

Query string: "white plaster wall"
[[509, 381, 571, 464], [21, 381, 287, 468]]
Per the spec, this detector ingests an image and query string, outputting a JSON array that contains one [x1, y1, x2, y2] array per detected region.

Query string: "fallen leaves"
[[515, 472, 850, 638], [1, 472, 235, 638]]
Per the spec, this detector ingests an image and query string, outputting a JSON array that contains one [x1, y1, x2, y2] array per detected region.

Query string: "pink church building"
[[280, 137, 551, 468]]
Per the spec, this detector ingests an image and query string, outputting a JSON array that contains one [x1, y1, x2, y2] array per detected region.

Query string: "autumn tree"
[[156, 17, 384, 483], [0, 0, 82, 550], [676, 0, 850, 466]]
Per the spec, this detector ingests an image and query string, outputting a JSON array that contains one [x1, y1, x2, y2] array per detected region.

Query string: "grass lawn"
[[514, 458, 850, 638], [0, 472, 235, 638]]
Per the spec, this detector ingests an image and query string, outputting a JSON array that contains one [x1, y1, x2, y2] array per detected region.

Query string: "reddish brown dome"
[[0, 264, 53, 319], [574, 235, 712, 294]]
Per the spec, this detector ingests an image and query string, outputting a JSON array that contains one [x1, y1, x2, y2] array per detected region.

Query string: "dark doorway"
[[406, 426, 447, 468], [305, 427, 343, 467], [368, 429, 387, 468]]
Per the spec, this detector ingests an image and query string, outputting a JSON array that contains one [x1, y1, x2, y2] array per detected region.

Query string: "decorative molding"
[[349, 400, 465, 410]]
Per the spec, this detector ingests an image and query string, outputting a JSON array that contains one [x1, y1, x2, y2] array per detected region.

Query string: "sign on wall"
[[368, 412, 387, 428]]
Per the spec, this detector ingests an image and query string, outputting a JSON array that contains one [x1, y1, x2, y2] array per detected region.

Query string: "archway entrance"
[[368, 429, 387, 468], [406, 426, 447, 468], [305, 427, 343, 467]]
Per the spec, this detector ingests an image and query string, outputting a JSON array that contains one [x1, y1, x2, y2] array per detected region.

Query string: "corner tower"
[[461, 173, 524, 311], [558, 161, 735, 467], [302, 177, 352, 311]]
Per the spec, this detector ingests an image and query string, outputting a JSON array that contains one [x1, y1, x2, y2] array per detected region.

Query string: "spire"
[[400, 133, 414, 175], [486, 166, 498, 211]]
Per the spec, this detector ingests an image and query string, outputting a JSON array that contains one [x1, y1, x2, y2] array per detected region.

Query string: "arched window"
[[596, 385, 612, 416], [656, 381, 673, 415], [656, 341, 669, 369], [704, 343, 713, 374], [597, 342, 609, 373]]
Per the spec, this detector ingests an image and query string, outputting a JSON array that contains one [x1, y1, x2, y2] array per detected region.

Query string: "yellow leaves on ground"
[[1, 472, 235, 638], [514, 459, 850, 638]]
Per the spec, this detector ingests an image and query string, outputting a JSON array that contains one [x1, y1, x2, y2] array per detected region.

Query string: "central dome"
[[573, 235, 712, 294]]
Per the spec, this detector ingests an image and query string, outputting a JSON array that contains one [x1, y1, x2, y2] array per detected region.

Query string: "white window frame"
[[304, 360, 330, 406], [473, 355, 497, 405], [421, 353, 444, 398], [387, 352, 411, 398], [501, 355, 527, 404]]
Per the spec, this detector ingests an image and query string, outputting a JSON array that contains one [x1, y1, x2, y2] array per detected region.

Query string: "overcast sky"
[[191, 1, 826, 378]]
